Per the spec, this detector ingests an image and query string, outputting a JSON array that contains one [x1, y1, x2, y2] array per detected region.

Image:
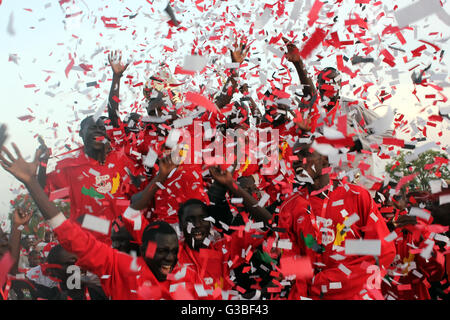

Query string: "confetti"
[[280, 256, 313, 279], [81, 214, 111, 235], [345, 239, 381, 256]]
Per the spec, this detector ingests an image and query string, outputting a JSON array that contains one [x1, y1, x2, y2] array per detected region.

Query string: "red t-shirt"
[[278, 184, 396, 300], [45, 148, 141, 243], [381, 212, 445, 300], [54, 218, 198, 300]]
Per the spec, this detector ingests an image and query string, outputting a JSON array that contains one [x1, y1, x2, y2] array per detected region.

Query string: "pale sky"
[[0, 0, 449, 231]]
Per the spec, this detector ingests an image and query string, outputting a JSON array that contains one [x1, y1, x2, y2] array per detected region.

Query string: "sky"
[[0, 0, 449, 231]]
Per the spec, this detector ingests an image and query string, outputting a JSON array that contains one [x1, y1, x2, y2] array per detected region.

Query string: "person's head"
[[28, 250, 42, 268], [0, 227, 10, 260], [79, 116, 108, 152], [45, 245, 78, 286], [262, 90, 290, 127], [141, 221, 179, 282], [317, 67, 341, 109], [292, 139, 330, 191], [177, 199, 211, 250], [237, 175, 261, 202], [374, 182, 407, 219]]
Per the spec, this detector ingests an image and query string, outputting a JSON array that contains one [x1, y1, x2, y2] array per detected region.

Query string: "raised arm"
[[107, 51, 130, 128], [0, 143, 123, 289], [215, 37, 250, 109], [0, 144, 59, 222], [209, 166, 273, 225], [282, 37, 317, 102], [8, 206, 33, 275]]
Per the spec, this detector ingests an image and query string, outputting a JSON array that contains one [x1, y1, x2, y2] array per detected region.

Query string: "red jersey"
[[381, 214, 445, 300], [278, 183, 396, 300], [122, 208, 266, 299], [45, 148, 141, 244], [53, 218, 198, 300]]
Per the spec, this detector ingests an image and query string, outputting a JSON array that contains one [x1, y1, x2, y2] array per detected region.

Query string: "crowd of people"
[[0, 34, 449, 301]]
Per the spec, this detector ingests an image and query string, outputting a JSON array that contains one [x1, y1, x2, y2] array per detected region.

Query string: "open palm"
[[0, 143, 42, 184]]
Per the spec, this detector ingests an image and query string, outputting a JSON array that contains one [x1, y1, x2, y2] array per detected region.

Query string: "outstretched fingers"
[[0, 153, 12, 168], [1, 146, 16, 163], [11, 143, 23, 160]]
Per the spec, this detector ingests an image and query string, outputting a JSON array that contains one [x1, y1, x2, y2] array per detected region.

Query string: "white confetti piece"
[[338, 264, 352, 276], [7, 12, 16, 36], [344, 213, 360, 227], [340, 209, 349, 218], [277, 239, 293, 250], [369, 212, 379, 222], [183, 55, 208, 72], [88, 168, 100, 176], [329, 282, 342, 289], [143, 149, 157, 168], [384, 231, 398, 242], [345, 239, 381, 256], [394, 0, 450, 28], [408, 207, 431, 221], [332, 199, 344, 207], [81, 214, 110, 235], [429, 180, 442, 194]]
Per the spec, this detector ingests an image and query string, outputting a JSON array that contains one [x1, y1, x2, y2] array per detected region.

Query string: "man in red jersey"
[[0, 142, 197, 300], [277, 138, 396, 300], [38, 115, 142, 245]]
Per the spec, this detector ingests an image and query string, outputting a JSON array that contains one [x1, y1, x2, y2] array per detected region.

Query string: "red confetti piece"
[[145, 241, 157, 259], [395, 173, 418, 193], [185, 91, 220, 114], [48, 187, 70, 201], [307, 0, 324, 26], [280, 256, 313, 279], [382, 137, 405, 147], [17, 115, 35, 122], [65, 55, 75, 78], [299, 28, 327, 59]]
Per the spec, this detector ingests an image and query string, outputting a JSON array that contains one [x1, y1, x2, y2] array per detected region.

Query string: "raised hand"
[[209, 166, 234, 189], [108, 50, 130, 77], [12, 206, 33, 227], [230, 36, 250, 64], [282, 37, 301, 63], [0, 143, 43, 185], [157, 155, 178, 180]]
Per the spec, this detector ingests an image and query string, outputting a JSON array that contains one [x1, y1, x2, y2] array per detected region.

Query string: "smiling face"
[[292, 142, 330, 191], [179, 203, 211, 250], [143, 233, 179, 282], [79, 116, 108, 151]]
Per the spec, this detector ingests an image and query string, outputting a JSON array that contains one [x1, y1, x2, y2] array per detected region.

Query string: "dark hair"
[[317, 67, 339, 84], [79, 116, 94, 134], [141, 221, 177, 246], [46, 245, 67, 265], [177, 199, 209, 224]]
